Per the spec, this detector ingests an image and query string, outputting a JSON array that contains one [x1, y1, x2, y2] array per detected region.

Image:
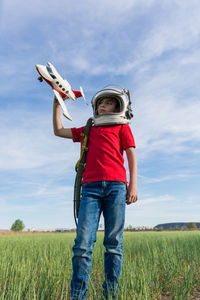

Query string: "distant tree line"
[[9, 220, 199, 233], [125, 222, 200, 231], [154, 222, 200, 231]]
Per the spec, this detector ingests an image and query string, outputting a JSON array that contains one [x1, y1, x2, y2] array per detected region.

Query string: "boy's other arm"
[[53, 97, 73, 139], [125, 147, 138, 205]]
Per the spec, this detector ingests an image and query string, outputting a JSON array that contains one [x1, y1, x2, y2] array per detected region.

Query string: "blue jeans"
[[70, 181, 126, 300]]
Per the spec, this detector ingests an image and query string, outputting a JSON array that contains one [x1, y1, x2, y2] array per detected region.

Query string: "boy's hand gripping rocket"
[[36, 62, 87, 120]]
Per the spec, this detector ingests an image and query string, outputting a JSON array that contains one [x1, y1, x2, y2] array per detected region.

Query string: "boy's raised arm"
[[53, 97, 73, 139]]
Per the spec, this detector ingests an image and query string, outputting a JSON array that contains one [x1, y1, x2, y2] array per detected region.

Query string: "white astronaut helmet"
[[91, 85, 133, 126]]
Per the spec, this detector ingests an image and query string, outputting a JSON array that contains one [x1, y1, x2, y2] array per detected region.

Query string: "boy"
[[53, 86, 138, 299]]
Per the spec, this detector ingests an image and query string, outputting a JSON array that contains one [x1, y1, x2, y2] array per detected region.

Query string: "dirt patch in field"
[[191, 289, 200, 300], [157, 289, 200, 300], [0, 230, 36, 235], [0, 230, 14, 235]]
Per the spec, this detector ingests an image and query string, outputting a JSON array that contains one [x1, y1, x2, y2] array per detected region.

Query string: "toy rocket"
[[36, 62, 87, 120]]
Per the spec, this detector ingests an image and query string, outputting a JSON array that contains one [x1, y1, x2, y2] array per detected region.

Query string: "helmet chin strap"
[[93, 113, 129, 126]]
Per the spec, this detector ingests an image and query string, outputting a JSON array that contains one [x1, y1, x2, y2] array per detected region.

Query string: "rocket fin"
[[80, 86, 87, 105], [72, 90, 82, 98], [72, 87, 87, 104], [53, 90, 72, 121]]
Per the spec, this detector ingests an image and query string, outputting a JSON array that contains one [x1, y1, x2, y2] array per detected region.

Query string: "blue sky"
[[0, 0, 200, 229]]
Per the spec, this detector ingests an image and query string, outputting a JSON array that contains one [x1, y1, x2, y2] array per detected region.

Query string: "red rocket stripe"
[[53, 87, 67, 98], [72, 90, 82, 98]]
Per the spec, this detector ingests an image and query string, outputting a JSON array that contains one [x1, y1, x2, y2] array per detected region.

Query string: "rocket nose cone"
[[35, 64, 43, 72]]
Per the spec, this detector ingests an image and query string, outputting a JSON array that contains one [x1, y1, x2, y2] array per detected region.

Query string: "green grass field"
[[0, 231, 200, 299]]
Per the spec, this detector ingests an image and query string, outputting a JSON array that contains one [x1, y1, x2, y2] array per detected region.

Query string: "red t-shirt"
[[71, 124, 135, 183]]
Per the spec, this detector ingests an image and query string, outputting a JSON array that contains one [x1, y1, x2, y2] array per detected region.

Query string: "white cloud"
[[1, 0, 200, 82], [131, 1, 200, 64], [0, 0, 137, 36], [0, 107, 86, 172], [130, 43, 200, 158], [132, 95, 200, 158], [139, 173, 193, 184], [65, 0, 200, 75], [125, 193, 200, 227], [1, 183, 74, 207], [140, 194, 177, 205]]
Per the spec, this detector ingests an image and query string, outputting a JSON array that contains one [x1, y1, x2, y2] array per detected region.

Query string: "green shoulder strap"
[[73, 118, 93, 226]]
